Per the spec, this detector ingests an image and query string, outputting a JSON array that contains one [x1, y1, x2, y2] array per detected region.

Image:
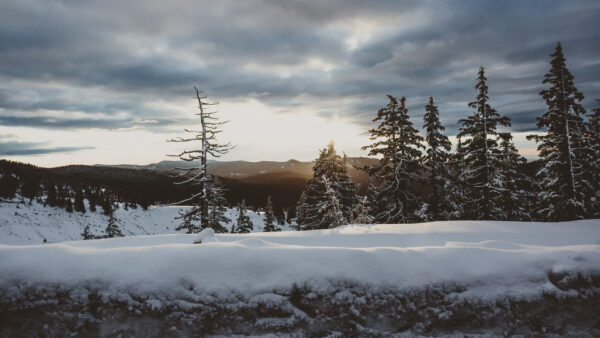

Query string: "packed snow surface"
[[1, 219, 599, 300]]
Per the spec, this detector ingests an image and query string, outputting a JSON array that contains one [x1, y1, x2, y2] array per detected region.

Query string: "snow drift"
[[1, 220, 600, 336]]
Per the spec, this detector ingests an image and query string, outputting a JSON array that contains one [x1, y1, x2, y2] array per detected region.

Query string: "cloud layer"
[[0, 0, 599, 162]]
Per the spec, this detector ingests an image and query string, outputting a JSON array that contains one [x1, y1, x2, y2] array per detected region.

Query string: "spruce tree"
[[422, 95, 453, 220], [497, 133, 535, 220], [45, 183, 57, 207], [586, 101, 600, 217], [527, 43, 590, 220], [457, 66, 510, 220], [205, 177, 230, 233], [263, 195, 281, 232], [317, 177, 346, 229], [295, 142, 359, 230], [234, 199, 253, 233], [81, 225, 94, 240], [105, 211, 124, 238], [169, 87, 233, 233], [362, 95, 425, 223], [74, 188, 86, 213], [65, 198, 73, 213], [352, 196, 373, 224]]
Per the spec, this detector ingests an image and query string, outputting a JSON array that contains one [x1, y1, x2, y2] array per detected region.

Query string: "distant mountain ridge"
[[101, 157, 379, 186]]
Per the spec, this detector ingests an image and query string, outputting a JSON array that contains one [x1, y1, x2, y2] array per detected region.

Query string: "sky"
[[0, 0, 599, 167]]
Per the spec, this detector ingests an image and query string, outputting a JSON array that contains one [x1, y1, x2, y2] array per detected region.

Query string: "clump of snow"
[[193, 228, 217, 244]]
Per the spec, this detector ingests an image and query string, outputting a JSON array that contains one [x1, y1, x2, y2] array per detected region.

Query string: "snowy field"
[[1, 213, 600, 336], [0, 199, 290, 245]]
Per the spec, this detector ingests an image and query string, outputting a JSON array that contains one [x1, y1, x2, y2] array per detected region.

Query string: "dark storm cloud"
[[0, 140, 93, 156], [0, 0, 598, 135]]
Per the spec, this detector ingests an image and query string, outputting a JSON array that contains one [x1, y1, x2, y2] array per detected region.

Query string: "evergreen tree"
[[422, 95, 453, 220], [86, 187, 97, 212], [234, 199, 253, 233], [65, 198, 73, 213], [527, 43, 590, 220], [45, 183, 57, 207], [457, 66, 510, 220], [263, 195, 281, 232], [352, 196, 373, 224], [169, 87, 233, 233], [362, 95, 425, 223], [21, 178, 39, 204], [586, 100, 600, 217], [81, 225, 94, 240], [286, 206, 296, 225], [101, 193, 112, 216], [206, 177, 230, 233], [74, 188, 86, 213], [296, 142, 359, 230], [497, 133, 535, 220], [105, 211, 124, 238], [0, 173, 19, 199], [317, 177, 346, 229]]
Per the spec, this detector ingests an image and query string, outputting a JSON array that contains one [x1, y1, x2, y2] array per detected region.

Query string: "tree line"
[[294, 43, 599, 229]]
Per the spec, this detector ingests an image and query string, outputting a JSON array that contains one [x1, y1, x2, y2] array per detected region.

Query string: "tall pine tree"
[[422, 95, 453, 221], [296, 142, 358, 230], [527, 43, 590, 220], [362, 95, 425, 223], [457, 66, 510, 220]]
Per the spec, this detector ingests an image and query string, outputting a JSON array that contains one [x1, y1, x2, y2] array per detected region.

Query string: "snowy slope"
[[0, 199, 292, 245], [1, 219, 600, 335]]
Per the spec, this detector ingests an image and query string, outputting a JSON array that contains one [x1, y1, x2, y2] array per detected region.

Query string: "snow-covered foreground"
[[1, 219, 600, 336], [0, 199, 290, 245]]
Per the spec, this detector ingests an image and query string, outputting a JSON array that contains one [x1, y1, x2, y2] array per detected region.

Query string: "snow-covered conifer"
[[263, 195, 281, 232], [586, 101, 600, 217], [352, 196, 373, 224], [296, 142, 358, 230], [317, 177, 345, 229], [527, 43, 591, 220], [234, 199, 253, 233], [205, 177, 230, 233], [81, 225, 94, 240], [422, 95, 453, 220], [362, 95, 425, 223], [497, 133, 535, 220], [105, 211, 123, 238], [457, 66, 510, 220], [74, 188, 86, 213]]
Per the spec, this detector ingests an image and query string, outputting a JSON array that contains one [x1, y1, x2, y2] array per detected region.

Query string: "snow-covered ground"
[[2, 219, 600, 297], [0, 199, 291, 245], [1, 199, 600, 335]]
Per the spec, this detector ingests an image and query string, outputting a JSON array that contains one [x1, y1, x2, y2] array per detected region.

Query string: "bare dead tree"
[[168, 87, 233, 233]]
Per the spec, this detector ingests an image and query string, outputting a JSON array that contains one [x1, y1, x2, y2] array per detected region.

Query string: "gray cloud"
[[0, 140, 93, 156], [0, 0, 598, 138]]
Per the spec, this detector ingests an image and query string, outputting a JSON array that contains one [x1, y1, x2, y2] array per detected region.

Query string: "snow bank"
[[1, 219, 600, 335], [1, 220, 599, 298]]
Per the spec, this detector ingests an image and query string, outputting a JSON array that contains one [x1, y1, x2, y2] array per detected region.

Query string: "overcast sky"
[[1, 0, 599, 166]]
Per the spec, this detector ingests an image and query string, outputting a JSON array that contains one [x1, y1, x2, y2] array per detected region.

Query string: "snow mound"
[[193, 228, 218, 244]]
